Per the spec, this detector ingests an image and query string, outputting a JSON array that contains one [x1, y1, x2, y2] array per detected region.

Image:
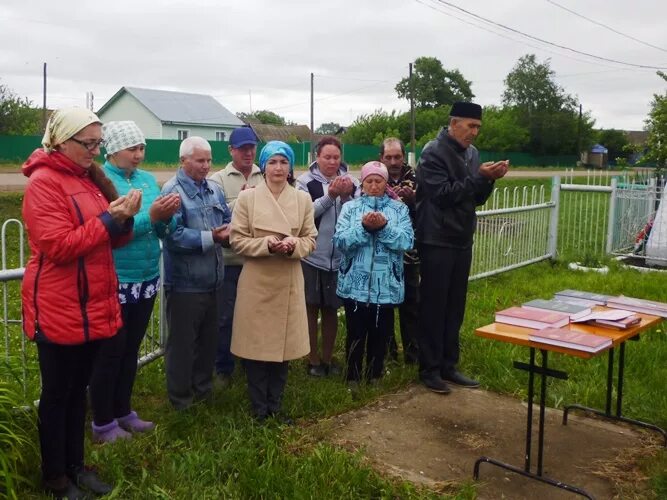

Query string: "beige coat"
[[230, 182, 317, 362]]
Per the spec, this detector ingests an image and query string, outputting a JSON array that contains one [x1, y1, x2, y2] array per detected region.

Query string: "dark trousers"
[[418, 244, 472, 379], [388, 262, 420, 363], [89, 295, 156, 425], [37, 341, 99, 481], [215, 265, 241, 376], [242, 359, 289, 418], [165, 290, 219, 410], [343, 300, 392, 382]]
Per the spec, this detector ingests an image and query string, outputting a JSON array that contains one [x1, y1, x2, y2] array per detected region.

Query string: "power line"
[[429, 0, 667, 70], [545, 0, 667, 53]]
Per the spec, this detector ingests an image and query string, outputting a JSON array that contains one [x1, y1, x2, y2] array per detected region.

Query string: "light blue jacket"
[[333, 194, 414, 305], [161, 169, 231, 292], [103, 161, 174, 283]]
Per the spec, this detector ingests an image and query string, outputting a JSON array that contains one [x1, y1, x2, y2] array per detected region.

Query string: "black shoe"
[[68, 466, 113, 496], [442, 370, 480, 388], [322, 361, 342, 377], [44, 477, 92, 499], [420, 375, 451, 394], [307, 363, 327, 377]]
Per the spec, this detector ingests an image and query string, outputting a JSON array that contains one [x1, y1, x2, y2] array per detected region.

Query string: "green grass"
[[1, 190, 666, 498]]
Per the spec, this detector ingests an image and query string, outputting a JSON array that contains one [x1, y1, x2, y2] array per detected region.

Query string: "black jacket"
[[415, 128, 494, 249]]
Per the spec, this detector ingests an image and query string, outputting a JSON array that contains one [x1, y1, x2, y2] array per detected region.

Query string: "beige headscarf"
[[42, 107, 102, 152]]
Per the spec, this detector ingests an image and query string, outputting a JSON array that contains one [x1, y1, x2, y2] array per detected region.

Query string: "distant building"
[[97, 87, 244, 141]]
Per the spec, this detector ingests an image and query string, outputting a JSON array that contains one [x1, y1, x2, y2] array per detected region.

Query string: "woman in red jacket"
[[21, 107, 141, 499]]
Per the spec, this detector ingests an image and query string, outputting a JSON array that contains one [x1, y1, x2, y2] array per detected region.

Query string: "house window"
[[216, 131, 226, 141], [177, 129, 189, 140]]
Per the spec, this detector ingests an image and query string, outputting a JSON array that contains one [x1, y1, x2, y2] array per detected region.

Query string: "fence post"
[[605, 177, 618, 254], [548, 176, 560, 259]]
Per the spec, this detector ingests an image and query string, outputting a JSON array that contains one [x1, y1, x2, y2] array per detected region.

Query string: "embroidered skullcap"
[[42, 107, 101, 152], [258, 141, 295, 173], [102, 121, 146, 156], [449, 102, 482, 120]]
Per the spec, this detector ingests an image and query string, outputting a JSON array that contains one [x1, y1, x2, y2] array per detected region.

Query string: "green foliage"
[[315, 122, 342, 135], [502, 54, 596, 155], [596, 128, 630, 162], [237, 110, 293, 126], [341, 109, 401, 145], [474, 106, 530, 152], [395, 57, 474, 109], [0, 82, 42, 136], [644, 71, 667, 172]]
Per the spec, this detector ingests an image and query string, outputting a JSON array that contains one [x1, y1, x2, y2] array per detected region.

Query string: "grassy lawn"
[[1, 190, 665, 499]]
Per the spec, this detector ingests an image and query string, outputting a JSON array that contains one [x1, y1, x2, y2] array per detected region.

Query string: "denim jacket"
[[161, 168, 231, 292]]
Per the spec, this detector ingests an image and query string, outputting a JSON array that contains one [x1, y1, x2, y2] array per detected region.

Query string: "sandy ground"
[[0, 169, 625, 192], [318, 384, 660, 499]]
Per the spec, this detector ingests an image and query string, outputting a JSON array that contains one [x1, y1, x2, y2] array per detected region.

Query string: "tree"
[[315, 122, 342, 135], [501, 54, 595, 155], [474, 106, 530, 152], [0, 82, 42, 136], [395, 57, 474, 109], [236, 110, 292, 126], [341, 110, 401, 145], [596, 129, 630, 163], [643, 71, 667, 171]]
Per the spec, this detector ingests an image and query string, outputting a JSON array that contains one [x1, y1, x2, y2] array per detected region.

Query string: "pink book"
[[495, 307, 570, 330], [529, 327, 612, 353]]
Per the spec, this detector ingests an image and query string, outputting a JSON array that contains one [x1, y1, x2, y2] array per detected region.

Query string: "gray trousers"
[[165, 289, 220, 410]]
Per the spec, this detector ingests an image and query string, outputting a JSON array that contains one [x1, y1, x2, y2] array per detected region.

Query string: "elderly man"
[[416, 102, 508, 394], [379, 137, 419, 365], [209, 126, 264, 387], [161, 137, 231, 409]]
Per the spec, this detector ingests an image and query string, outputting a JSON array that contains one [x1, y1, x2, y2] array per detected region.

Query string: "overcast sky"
[[1, 0, 665, 131]]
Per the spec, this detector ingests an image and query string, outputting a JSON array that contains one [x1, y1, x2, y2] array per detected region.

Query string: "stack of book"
[[553, 289, 612, 307], [606, 296, 667, 318], [522, 298, 592, 320], [571, 309, 641, 330], [529, 327, 612, 353], [495, 307, 570, 329]]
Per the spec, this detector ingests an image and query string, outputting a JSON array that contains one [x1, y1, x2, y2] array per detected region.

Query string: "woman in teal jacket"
[[333, 161, 413, 383], [88, 121, 180, 442]]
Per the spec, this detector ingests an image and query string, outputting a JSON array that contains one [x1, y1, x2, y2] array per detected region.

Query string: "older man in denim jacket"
[[161, 137, 231, 410]]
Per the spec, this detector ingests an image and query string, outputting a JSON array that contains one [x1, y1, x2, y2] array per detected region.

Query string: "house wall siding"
[[162, 125, 236, 142], [97, 93, 163, 138]]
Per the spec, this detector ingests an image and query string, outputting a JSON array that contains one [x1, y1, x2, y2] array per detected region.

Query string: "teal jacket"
[[103, 161, 174, 283], [333, 194, 413, 305]]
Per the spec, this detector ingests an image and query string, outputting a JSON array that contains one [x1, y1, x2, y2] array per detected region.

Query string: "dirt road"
[[0, 169, 623, 193]]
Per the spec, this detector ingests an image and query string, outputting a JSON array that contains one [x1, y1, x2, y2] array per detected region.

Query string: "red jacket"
[[21, 149, 132, 345]]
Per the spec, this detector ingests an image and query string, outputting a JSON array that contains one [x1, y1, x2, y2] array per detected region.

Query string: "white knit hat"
[[102, 121, 145, 156]]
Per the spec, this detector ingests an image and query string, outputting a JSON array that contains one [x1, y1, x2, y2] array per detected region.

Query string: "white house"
[[96, 87, 245, 141]]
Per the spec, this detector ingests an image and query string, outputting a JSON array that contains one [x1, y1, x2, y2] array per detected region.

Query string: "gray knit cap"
[[102, 121, 146, 156]]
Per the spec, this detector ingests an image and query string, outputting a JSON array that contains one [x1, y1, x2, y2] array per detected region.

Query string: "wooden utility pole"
[[310, 72, 314, 163], [409, 62, 416, 158], [42, 62, 47, 132]]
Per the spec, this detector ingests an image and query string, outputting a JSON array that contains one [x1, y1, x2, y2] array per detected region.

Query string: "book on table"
[[495, 306, 570, 329], [522, 298, 592, 320], [606, 295, 667, 318], [553, 289, 612, 307], [529, 327, 612, 353], [590, 316, 641, 330], [571, 309, 640, 329]]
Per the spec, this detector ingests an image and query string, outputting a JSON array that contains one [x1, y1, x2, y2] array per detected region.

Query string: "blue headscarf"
[[258, 141, 295, 174]]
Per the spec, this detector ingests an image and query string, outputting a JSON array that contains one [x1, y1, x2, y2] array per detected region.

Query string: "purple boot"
[[118, 411, 155, 433], [92, 419, 131, 443]]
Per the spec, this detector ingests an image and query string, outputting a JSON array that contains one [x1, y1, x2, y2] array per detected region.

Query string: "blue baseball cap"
[[229, 127, 258, 148]]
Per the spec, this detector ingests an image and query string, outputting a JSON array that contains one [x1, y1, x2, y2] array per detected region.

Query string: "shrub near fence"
[[0, 135, 578, 167]]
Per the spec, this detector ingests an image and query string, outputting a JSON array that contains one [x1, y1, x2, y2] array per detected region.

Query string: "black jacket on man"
[[415, 128, 494, 249]]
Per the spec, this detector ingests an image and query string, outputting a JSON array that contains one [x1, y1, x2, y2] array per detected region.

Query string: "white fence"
[[1, 171, 664, 403]]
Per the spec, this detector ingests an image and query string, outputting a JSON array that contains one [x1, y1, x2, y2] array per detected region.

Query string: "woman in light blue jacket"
[[333, 161, 413, 383], [88, 121, 180, 443]]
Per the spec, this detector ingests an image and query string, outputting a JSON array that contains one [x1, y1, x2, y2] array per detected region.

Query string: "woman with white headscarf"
[[87, 121, 180, 444], [21, 108, 141, 498]]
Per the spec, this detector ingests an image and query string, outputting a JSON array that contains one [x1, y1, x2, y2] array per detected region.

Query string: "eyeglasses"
[[69, 137, 105, 152]]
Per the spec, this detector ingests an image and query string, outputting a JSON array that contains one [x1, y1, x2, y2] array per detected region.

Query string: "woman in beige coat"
[[230, 141, 317, 423]]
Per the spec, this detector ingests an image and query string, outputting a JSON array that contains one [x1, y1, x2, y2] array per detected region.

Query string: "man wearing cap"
[[416, 102, 508, 394], [209, 127, 264, 387]]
